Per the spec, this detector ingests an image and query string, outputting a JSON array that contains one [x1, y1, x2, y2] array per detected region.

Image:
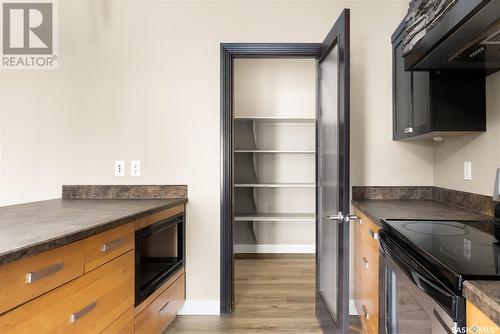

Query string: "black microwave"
[[135, 213, 184, 306]]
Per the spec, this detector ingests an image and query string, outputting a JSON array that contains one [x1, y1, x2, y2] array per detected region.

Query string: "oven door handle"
[[411, 270, 451, 299]]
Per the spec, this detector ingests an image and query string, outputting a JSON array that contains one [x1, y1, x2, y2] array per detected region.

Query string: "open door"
[[316, 9, 351, 334]]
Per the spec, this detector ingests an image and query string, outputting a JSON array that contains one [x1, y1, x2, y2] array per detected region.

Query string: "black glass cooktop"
[[383, 219, 500, 291]]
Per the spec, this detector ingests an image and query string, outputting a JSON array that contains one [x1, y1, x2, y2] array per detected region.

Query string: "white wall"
[[0, 0, 418, 306], [434, 72, 500, 196]]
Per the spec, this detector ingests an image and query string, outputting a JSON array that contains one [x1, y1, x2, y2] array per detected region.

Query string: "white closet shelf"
[[234, 116, 315, 123], [234, 149, 315, 154], [234, 183, 315, 188], [234, 213, 315, 222]]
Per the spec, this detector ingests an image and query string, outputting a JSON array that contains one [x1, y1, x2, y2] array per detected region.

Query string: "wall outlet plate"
[[131, 160, 140, 177], [464, 161, 472, 181], [115, 160, 125, 176]]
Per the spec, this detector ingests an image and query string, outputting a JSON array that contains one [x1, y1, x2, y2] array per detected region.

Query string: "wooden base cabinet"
[[466, 301, 499, 334], [353, 208, 381, 334], [0, 204, 187, 334], [0, 251, 134, 334], [135, 272, 185, 334]]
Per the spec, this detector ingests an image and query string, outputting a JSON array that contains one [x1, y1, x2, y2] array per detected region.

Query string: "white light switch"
[[464, 161, 472, 181], [115, 160, 125, 176], [131, 160, 140, 176]]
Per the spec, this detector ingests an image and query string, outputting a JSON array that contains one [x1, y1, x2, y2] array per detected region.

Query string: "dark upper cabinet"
[[392, 20, 487, 141]]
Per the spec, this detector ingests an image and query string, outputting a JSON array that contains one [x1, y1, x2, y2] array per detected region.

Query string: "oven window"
[[386, 267, 432, 334]]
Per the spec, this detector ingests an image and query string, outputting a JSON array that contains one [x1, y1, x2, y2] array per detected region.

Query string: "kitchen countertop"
[[0, 198, 187, 265], [463, 281, 500, 326], [352, 199, 493, 226]]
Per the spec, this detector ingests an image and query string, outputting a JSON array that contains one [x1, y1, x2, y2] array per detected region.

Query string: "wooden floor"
[[166, 256, 362, 333]]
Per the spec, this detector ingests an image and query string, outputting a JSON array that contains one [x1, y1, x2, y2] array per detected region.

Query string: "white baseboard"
[[234, 244, 315, 253], [349, 298, 357, 315], [177, 300, 220, 315]]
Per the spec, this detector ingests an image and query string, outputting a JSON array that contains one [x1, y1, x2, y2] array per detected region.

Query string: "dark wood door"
[[315, 9, 351, 334], [392, 24, 412, 140]]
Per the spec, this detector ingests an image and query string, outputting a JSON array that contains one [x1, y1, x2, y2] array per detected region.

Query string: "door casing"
[[220, 43, 322, 314]]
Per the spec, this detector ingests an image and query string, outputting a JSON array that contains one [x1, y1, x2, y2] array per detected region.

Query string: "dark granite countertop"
[[351, 199, 492, 226], [0, 198, 187, 265], [463, 281, 500, 326]]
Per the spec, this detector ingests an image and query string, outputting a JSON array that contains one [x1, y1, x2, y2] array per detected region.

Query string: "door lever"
[[326, 212, 357, 224]]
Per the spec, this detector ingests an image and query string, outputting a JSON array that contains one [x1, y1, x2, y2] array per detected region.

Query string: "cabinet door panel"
[[411, 71, 431, 135], [393, 36, 411, 139]]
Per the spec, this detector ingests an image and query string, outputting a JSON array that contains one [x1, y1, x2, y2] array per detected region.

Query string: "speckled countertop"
[[352, 199, 492, 226], [352, 193, 499, 325], [0, 198, 187, 265]]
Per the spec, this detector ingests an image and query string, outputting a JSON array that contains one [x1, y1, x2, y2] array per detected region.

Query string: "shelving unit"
[[233, 58, 316, 253]]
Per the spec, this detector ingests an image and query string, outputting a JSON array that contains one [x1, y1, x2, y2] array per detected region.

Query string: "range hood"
[[403, 0, 500, 74]]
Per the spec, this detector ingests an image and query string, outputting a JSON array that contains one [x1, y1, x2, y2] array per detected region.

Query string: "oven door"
[[379, 232, 465, 334]]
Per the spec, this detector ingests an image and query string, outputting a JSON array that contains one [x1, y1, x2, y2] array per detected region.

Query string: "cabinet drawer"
[[354, 226, 379, 288], [354, 269, 378, 334], [354, 209, 380, 250], [84, 223, 134, 272], [135, 274, 185, 334], [0, 241, 84, 314], [101, 307, 134, 334], [0, 251, 134, 334]]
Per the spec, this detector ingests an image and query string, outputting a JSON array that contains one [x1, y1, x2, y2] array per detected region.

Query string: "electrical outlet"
[[115, 160, 125, 176], [464, 161, 472, 181], [131, 160, 140, 176]]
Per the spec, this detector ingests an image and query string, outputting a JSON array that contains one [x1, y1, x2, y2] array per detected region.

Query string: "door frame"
[[220, 43, 322, 314]]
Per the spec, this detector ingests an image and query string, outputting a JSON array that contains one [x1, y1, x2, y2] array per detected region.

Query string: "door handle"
[[158, 301, 171, 316], [70, 301, 97, 323], [362, 304, 369, 320], [326, 212, 357, 224], [101, 237, 124, 252], [362, 257, 369, 269], [368, 229, 379, 240], [26, 262, 64, 283]]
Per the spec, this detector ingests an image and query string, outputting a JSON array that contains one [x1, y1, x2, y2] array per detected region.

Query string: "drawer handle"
[[362, 304, 369, 320], [362, 257, 369, 269], [357, 219, 362, 225], [158, 301, 171, 316], [70, 300, 97, 323], [101, 237, 124, 252], [368, 229, 379, 240], [26, 261, 64, 283]]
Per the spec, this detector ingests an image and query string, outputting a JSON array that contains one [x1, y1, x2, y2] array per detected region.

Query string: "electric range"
[[378, 219, 500, 333]]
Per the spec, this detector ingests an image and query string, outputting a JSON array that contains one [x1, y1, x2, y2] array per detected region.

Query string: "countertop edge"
[[0, 198, 188, 266], [463, 281, 500, 326], [351, 199, 383, 226]]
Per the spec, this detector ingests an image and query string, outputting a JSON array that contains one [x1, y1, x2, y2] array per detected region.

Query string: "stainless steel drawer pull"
[[101, 237, 124, 252], [26, 262, 64, 283], [404, 127, 413, 134], [362, 305, 369, 320], [158, 301, 171, 316], [368, 229, 379, 240], [362, 257, 369, 269], [70, 301, 97, 323]]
